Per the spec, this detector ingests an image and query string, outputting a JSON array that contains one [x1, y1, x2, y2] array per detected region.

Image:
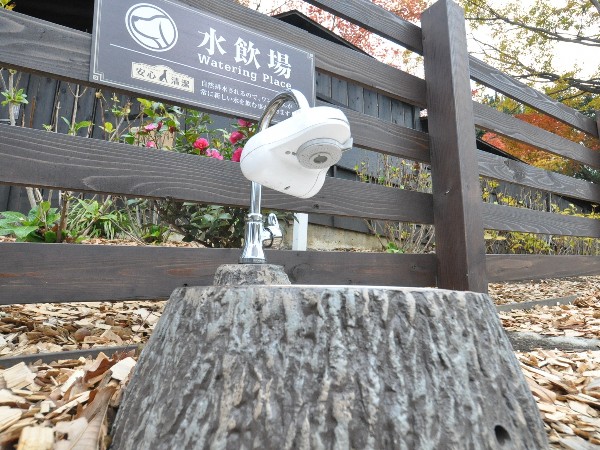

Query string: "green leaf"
[[13, 226, 39, 239], [38, 201, 51, 213], [386, 242, 404, 254], [21, 233, 43, 243], [0, 211, 26, 221], [46, 211, 60, 224], [74, 121, 92, 132], [44, 231, 57, 243]]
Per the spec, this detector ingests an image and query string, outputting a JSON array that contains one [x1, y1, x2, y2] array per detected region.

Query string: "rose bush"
[[123, 99, 258, 248]]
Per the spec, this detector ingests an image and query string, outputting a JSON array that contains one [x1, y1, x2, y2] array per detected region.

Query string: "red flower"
[[156, 121, 163, 131], [229, 131, 244, 144], [193, 138, 209, 152], [237, 119, 253, 128], [232, 147, 243, 162], [206, 149, 224, 160]]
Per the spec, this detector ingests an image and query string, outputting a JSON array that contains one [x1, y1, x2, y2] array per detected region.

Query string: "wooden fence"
[[0, 67, 423, 236], [1, 0, 599, 306]]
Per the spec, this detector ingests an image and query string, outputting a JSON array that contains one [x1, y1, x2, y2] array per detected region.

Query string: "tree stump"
[[111, 285, 548, 449]]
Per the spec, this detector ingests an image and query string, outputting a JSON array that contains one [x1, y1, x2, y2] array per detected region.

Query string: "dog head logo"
[[125, 3, 178, 52]]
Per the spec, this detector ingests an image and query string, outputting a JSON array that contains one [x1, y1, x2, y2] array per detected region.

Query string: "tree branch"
[[470, 35, 600, 95], [464, 1, 600, 47]]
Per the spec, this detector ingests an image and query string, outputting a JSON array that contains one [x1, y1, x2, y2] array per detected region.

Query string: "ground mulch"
[[1, 235, 600, 448], [492, 276, 600, 449]]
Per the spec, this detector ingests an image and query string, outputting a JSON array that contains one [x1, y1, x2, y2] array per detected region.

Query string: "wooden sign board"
[[90, 0, 315, 119]]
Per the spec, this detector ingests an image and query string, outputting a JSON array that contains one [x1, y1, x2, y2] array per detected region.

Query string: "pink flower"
[[237, 119, 253, 128], [146, 141, 156, 148], [232, 147, 243, 162], [206, 149, 224, 160], [229, 130, 244, 144], [144, 123, 158, 132], [193, 138, 209, 152]]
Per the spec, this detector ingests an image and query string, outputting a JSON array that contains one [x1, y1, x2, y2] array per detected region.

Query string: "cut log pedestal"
[[111, 265, 547, 449]]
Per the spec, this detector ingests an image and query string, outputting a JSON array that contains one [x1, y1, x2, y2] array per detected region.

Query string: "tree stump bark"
[[111, 285, 548, 449]]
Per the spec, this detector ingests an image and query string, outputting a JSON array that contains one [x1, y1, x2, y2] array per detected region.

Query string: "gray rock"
[[507, 331, 600, 352], [213, 263, 290, 286]]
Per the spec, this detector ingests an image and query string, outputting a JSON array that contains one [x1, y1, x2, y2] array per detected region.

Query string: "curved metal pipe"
[[239, 90, 307, 264]]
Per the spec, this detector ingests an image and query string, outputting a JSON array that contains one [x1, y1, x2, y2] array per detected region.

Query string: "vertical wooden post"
[[421, 0, 487, 292], [292, 213, 308, 250]]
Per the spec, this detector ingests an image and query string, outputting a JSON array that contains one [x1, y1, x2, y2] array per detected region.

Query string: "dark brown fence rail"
[[0, 243, 436, 305], [1, 0, 599, 306], [478, 152, 600, 203], [0, 125, 433, 223], [469, 58, 598, 138], [487, 255, 600, 282], [482, 203, 600, 237], [473, 103, 600, 169], [0, 1, 436, 304], [307, 0, 599, 138]]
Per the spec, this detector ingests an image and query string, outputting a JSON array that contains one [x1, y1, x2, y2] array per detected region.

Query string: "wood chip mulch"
[[0, 352, 135, 449], [500, 300, 600, 340], [0, 302, 164, 359], [490, 276, 600, 305], [493, 276, 600, 449], [2, 236, 600, 448]]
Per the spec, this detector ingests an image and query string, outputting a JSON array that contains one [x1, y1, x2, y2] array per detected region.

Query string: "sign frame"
[[90, 0, 316, 120]]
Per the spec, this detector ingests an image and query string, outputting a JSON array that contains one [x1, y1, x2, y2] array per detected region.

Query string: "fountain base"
[[111, 283, 547, 449]]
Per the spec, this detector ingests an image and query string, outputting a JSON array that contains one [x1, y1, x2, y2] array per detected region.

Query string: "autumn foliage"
[[259, 0, 430, 71], [481, 112, 600, 175], [305, 0, 429, 69]]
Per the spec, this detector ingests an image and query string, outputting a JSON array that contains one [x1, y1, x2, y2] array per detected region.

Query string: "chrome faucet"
[[239, 90, 304, 264], [238, 200, 283, 263]]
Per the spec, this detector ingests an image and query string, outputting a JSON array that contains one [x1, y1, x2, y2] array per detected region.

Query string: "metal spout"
[[240, 89, 307, 264], [240, 182, 266, 264], [239, 213, 266, 263]]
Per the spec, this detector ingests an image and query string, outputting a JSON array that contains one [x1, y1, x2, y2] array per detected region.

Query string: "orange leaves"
[[371, 0, 430, 22], [481, 111, 600, 175]]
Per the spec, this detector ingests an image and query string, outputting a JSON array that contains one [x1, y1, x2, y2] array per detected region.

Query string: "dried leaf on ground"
[[0, 352, 132, 449], [53, 386, 116, 450]]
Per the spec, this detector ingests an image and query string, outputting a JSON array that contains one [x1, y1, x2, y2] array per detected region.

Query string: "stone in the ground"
[[507, 330, 600, 352]]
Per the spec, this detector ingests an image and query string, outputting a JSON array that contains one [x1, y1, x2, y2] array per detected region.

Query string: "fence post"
[[421, 0, 487, 292]]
